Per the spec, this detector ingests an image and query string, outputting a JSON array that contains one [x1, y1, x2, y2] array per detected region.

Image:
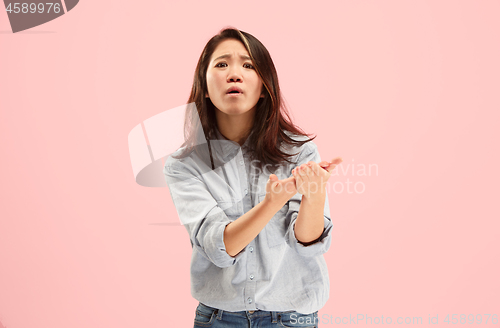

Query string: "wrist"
[[302, 192, 326, 205], [262, 194, 288, 212]]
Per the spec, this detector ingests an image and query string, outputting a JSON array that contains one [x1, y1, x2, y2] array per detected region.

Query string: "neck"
[[215, 108, 255, 146]]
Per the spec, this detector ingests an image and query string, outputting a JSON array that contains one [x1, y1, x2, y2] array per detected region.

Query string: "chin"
[[217, 107, 251, 116]]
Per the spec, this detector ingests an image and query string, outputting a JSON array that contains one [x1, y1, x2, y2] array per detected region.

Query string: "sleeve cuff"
[[201, 207, 246, 268], [287, 213, 333, 257]]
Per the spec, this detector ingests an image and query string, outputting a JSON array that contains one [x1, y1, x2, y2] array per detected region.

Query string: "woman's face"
[[206, 39, 263, 119]]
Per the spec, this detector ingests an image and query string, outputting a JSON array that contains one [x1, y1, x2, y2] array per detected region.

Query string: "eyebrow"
[[212, 53, 252, 62]]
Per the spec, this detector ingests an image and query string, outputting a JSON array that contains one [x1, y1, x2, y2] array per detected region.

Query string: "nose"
[[227, 66, 242, 83]]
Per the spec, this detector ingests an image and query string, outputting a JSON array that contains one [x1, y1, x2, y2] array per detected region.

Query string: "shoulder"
[[164, 144, 214, 181], [164, 147, 185, 169], [163, 146, 196, 177]]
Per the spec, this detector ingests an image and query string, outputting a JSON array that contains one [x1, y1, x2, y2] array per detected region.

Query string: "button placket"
[[244, 241, 257, 310], [242, 147, 257, 311]]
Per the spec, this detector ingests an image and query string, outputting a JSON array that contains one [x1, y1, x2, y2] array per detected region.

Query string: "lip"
[[226, 86, 243, 94], [226, 93, 243, 97]]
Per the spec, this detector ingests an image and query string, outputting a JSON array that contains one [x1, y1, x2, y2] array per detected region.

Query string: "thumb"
[[269, 174, 278, 181], [268, 174, 280, 188]]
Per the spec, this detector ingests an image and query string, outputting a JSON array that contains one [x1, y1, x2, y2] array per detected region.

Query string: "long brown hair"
[[172, 27, 316, 172]]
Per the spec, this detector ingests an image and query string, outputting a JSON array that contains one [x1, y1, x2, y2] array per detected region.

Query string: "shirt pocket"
[[207, 167, 242, 219], [258, 194, 289, 248], [215, 199, 242, 219]]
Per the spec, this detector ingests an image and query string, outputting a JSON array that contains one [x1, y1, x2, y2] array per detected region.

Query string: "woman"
[[164, 27, 342, 328]]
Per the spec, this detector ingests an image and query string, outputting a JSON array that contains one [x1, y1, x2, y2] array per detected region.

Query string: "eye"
[[215, 62, 227, 67], [244, 63, 255, 69]]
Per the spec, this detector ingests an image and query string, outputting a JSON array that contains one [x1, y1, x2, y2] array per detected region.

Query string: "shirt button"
[[249, 246, 254, 252], [240, 160, 244, 165], [249, 274, 254, 280], [244, 189, 248, 195], [247, 297, 253, 304]]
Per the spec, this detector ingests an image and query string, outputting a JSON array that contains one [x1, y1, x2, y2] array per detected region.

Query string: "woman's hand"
[[292, 157, 343, 201], [264, 174, 297, 207], [263, 157, 343, 206], [318, 157, 343, 173]]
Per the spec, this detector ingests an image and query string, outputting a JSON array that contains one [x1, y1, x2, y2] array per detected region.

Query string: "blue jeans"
[[193, 302, 319, 328]]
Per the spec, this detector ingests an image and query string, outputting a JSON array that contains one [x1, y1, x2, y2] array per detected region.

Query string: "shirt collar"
[[212, 126, 254, 161]]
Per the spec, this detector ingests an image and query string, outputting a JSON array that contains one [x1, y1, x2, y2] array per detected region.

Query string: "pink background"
[[1, 1, 499, 327]]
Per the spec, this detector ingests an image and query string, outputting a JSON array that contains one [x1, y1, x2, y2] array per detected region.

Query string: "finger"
[[266, 174, 279, 191], [294, 172, 303, 190], [282, 175, 296, 184], [307, 162, 322, 176], [323, 165, 336, 174], [288, 172, 299, 192], [319, 158, 342, 169], [319, 163, 331, 171], [282, 177, 296, 193], [298, 164, 311, 176], [297, 165, 305, 176], [306, 161, 320, 176], [270, 178, 283, 192], [321, 158, 342, 173], [318, 160, 330, 167], [324, 162, 341, 173], [304, 164, 313, 176], [329, 157, 343, 165], [269, 174, 279, 181]]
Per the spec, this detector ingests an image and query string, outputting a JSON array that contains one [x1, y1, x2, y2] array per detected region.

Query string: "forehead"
[[210, 39, 249, 61]]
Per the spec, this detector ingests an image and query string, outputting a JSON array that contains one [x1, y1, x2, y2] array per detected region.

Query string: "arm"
[[292, 145, 342, 244], [224, 175, 297, 256], [286, 141, 342, 256], [285, 189, 333, 257], [294, 192, 327, 244], [164, 160, 298, 265], [164, 162, 240, 268]]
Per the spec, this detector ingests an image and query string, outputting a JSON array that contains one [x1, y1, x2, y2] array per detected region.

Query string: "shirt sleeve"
[[284, 141, 334, 257], [163, 161, 245, 268]]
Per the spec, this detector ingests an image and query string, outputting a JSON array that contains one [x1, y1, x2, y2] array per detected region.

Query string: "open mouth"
[[226, 86, 243, 95]]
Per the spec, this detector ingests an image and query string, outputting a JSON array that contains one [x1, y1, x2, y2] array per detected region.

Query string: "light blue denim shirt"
[[163, 128, 333, 314]]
